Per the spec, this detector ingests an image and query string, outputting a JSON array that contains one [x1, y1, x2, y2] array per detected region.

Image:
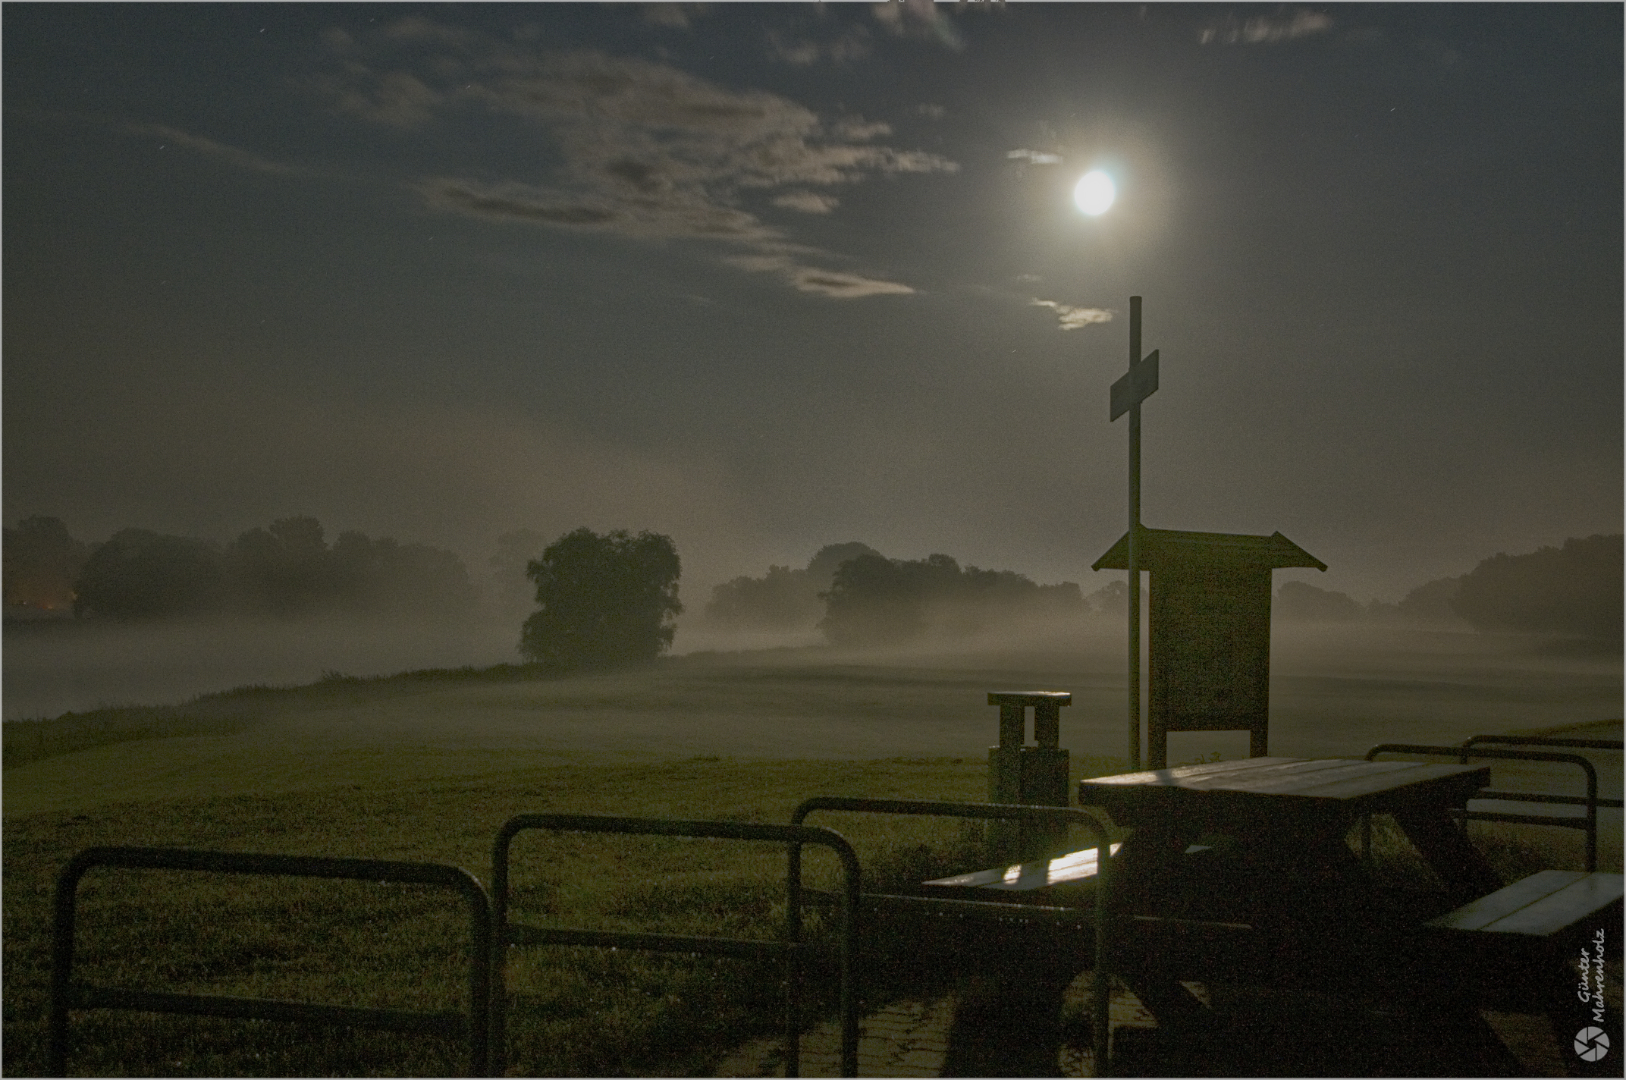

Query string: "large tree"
[[520, 528, 682, 669], [1452, 534, 1622, 640], [73, 529, 225, 620]]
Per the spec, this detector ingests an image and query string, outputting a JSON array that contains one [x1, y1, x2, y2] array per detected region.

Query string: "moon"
[[1073, 170, 1116, 216]]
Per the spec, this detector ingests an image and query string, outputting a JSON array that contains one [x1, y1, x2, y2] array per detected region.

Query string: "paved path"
[[713, 977, 1159, 1078], [712, 977, 1579, 1077]]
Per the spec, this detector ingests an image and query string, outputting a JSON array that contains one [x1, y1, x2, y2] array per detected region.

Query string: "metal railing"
[[1364, 743, 1618, 871], [490, 814, 861, 1077], [790, 797, 1115, 1077], [49, 847, 493, 1077], [1462, 732, 1623, 754]]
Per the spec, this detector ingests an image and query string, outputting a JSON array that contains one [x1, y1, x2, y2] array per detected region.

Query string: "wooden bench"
[[1421, 870, 1623, 1017], [1425, 869, 1623, 940]]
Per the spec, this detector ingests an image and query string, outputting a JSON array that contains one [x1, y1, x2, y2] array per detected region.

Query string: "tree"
[[704, 542, 883, 632], [1275, 581, 1362, 622], [819, 552, 1085, 646], [1452, 534, 1622, 640], [520, 528, 682, 669], [73, 528, 225, 620], [1394, 575, 1466, 626], [3, 516, 89, 612], [225, 516, 336, 617]]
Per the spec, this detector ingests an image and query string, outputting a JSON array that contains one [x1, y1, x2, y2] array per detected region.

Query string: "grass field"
[[3, 625, 1620, 1075]]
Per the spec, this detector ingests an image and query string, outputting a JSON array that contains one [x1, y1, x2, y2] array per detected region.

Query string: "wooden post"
[[1127, 296, 1143, 771]]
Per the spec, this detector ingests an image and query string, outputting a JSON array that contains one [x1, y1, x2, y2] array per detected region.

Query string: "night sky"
[[6, 2, 1621, 606]]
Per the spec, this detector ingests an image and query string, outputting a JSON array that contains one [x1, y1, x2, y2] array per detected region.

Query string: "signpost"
[[1111, 296, 1158, 771]]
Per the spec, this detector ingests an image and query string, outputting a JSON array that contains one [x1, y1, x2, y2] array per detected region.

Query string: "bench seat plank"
[[1425, 870, 1622, 935], [1483, 872, 1623, 936], [923, 844, 1123, 890], [923, 843, 1216, 892]]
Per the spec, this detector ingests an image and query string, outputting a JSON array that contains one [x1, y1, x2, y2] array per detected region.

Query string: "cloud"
[[1007, 148, 1064, 165], [768, 28, 874, 65], [726, 253, 915, 298], [773, 190, 841, 213], [873, 0, 966, 52], [642, 4, 709, 30], [124, 123, 313, 177], [1199, 9, 1333, 46], [317, 25, 955, 297], [1030, 299, 1113, 330]]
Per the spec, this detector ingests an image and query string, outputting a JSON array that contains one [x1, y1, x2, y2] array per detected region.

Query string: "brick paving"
[[710, 975, 1587, 1077], [713, 974, 1159, 1078]]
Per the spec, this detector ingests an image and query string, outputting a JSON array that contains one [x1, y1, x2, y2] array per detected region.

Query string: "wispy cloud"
[[1007, 148, 1064, 165], [1199, 9, 1333, 46], [772, 190, 841, 214], [124, 123, 313, 177], [641, 3, 710, 31], [873, 0, 966, 52], [768, 27, 874, 66], [726, 253, 914, 298], [315, 21, 955, 297], [1031, 299, 1113, 330]]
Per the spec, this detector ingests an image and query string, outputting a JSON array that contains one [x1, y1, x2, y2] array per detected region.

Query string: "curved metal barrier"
[[49, 847, 492, 1077], [490, 814, 861, 1078], [1364, 743, 1615, 871], [790, 797, 1115, 1077], [1462, 732, 1623, 753]]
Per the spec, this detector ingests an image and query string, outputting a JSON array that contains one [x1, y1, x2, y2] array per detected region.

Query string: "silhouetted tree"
[[1452, 534, 1622, 640], [520, 528, 682, 668], [1394, 575, 1466, 626], [221, 517, 477, 619], [705, 541, 883, 632], [74, 529, 225, 620], [819, 552, 1084, 646], [225, 516, 336, 616], [3, 516, 89, 612], [1275, 581, 1362, 622]]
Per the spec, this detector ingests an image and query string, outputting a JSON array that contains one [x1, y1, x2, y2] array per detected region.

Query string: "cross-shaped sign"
[[1110, 297, 1156, 769], [1110, 349, 1158, 421]]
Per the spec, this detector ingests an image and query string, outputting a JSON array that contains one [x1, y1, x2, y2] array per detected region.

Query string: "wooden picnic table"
[[1076, 756, 1500, 1031]]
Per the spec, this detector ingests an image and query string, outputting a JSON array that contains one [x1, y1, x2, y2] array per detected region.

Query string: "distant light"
[[1073, 170, 1116, 216]]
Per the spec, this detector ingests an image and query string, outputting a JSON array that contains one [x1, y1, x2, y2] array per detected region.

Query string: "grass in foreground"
[[2, 753, 1129, 1077]]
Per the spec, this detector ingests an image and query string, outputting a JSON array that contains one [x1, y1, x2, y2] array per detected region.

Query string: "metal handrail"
[[48, 847, 492, 1077], [491, 814, 861, 1078], [1364, 743, 1609, 871], [1463, 732, 1623, 756], [790, 796, 1115, 1077]]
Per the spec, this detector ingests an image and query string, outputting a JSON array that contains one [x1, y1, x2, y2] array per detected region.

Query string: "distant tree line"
[[707, 533, 1622, 646], [707, 543, 1085, 646], [3, 515, 477, 622], [2, 517, 89, 613], [705, 542, 880, 631], [820, 552, 1085, 646], [1276, 533, 1621, 642]]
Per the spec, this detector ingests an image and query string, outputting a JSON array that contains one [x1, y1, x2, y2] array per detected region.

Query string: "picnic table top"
[[1078, 756, 1491, 825]]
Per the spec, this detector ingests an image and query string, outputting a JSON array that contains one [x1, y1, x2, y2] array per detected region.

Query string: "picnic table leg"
[[1390, 806, 1503, 906], [941, 948, 1082, 1077]]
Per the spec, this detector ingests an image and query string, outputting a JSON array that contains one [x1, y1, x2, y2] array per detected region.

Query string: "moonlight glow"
[[1074, 170, 1116, 215]]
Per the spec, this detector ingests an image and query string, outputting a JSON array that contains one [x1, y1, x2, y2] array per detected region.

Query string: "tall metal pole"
[[1126, 296, 1142, 771]]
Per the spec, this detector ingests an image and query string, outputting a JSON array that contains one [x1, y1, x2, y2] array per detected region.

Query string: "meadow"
[[3, 622, 1620, 1075]]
